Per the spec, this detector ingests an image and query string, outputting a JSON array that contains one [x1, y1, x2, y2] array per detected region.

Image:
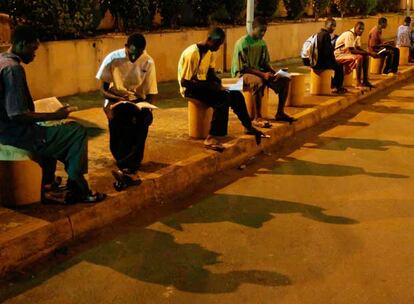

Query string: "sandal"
[[333, 87, 348, 95], [64, 190, 106, 204], [43, 176, 64, 192], [82, 191, 107, 203], [253, 120, 272, 129], [204, 136, 225, 152], [245, 127, 271, 145], [275, 113, 297, 124], [204, 143, 225, 152]]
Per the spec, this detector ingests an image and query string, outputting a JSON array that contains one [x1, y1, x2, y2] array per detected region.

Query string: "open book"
[[34, 97, 78, 113], [377, 48, 387, 55], [34, 97, 78, 126], [110, 100, 159, 110], [274, 69, 292, 79], [221, 77, 244, 91]]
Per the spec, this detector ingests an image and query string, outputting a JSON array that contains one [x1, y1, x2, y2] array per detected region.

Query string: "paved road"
[[2, 78, 414, 303]]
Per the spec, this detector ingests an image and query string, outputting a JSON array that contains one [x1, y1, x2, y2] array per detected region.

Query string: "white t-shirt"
[[96, 49, 158, 100], [335, 29, 361, 56], [396, 25, 411, 47]]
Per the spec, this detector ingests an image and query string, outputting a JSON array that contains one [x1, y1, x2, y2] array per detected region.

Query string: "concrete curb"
[[1, 66, 414, 277]]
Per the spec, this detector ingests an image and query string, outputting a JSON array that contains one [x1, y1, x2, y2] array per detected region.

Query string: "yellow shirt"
[[177, 44, 216, 97]]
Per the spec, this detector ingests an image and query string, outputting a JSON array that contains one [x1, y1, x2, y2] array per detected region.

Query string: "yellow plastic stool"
[[310, 69, 334, 95], [0, 145, 42, 207], [398, 46, 410, 65], [241, 90, 256, 119], [287, 73, 306, 106], [343, 71, 355, 87], [370, 57, 384, 74], [187, 98, 213, 139]]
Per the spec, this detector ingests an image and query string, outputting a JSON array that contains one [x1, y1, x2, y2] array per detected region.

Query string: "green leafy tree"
[[156, 0, 185, 28], [333, 0, 347, 17], [190, 0, 222, 25], [100, 0, 152, 31], [333, 0, 377, 17], [256, 0, 280, 19], [283, 0, 310, 20], [224, 0, 245, 24], [313, 0, 331, 20], [5, 0, 100, 41], [376, 0, 399, 12]]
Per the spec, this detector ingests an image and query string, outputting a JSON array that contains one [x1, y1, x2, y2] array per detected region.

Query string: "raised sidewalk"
[[1, 62, 414, 277]]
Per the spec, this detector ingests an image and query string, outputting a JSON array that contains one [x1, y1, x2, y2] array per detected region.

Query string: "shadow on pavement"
[[303, 136, 414, 151], [266, 157, 409, 179], [162, 194, 358, 231], [362, 104, 414, 115], [0, 228, 291, 301]]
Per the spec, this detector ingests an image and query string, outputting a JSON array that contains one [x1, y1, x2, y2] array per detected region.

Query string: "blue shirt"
[[0, 52, 45, 150]]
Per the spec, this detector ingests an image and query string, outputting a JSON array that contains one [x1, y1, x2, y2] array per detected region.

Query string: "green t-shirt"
[[231, 35, 270, 77]]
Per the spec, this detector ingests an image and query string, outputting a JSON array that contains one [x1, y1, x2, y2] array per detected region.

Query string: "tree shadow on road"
[[264, 157, 408, 179], [162, 194, 358, 231], [303, 136, 414, 151], [76, 228, 291, 293], [362, 104, 414, 115], [0, 228, 291, 301]]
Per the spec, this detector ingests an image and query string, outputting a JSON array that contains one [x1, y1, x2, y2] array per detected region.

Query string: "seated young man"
[[0, 26, 105, 204], [231, 16, 296, 126], [312, 18, 347, 94], [335, 22, 378, 88], [96, 33, 157, 178], [178, 27, 264, 151], [396, 16, 414, 61], [368, 17, 399, 74]]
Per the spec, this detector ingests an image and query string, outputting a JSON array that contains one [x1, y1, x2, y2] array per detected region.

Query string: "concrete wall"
[[226, 15, 404, 71], [3, 14, 405, 99], [0, 14, 10, 43], [401, 0, 414, 9]]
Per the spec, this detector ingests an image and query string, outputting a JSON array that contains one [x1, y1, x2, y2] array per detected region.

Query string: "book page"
[[111, 101, 159, 111], [136, 101, 159, 110], [274, 69, 292, 79], [34, 97, 69, 127], [34, 97, 63, 113], [222, 77, 243, 91]]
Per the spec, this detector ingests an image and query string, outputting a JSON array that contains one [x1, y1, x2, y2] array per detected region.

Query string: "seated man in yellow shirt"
[[178, 27, 264, 151]]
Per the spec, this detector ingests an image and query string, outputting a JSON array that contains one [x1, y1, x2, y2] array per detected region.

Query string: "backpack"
[[301, 34, 318, 68]]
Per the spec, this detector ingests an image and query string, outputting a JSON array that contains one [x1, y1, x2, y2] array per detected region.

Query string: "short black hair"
[[355, 21, 365, 28], [253, 16, 268, 28], [325, 17, 336, 27], [208, 27, 225, 41], [11, 25, 38, 45], [405, 16, 411, 24], [378, 17, 387, 25], [127, 32, 146, 49]]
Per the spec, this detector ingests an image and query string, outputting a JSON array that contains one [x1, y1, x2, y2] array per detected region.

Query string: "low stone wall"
[[0, 14, 10, 43]]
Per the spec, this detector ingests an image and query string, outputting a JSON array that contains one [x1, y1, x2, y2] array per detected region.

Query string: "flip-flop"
[[204, 143, 225, 152], [253, 120, 272, 128], [275, 115, 297, 125]]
